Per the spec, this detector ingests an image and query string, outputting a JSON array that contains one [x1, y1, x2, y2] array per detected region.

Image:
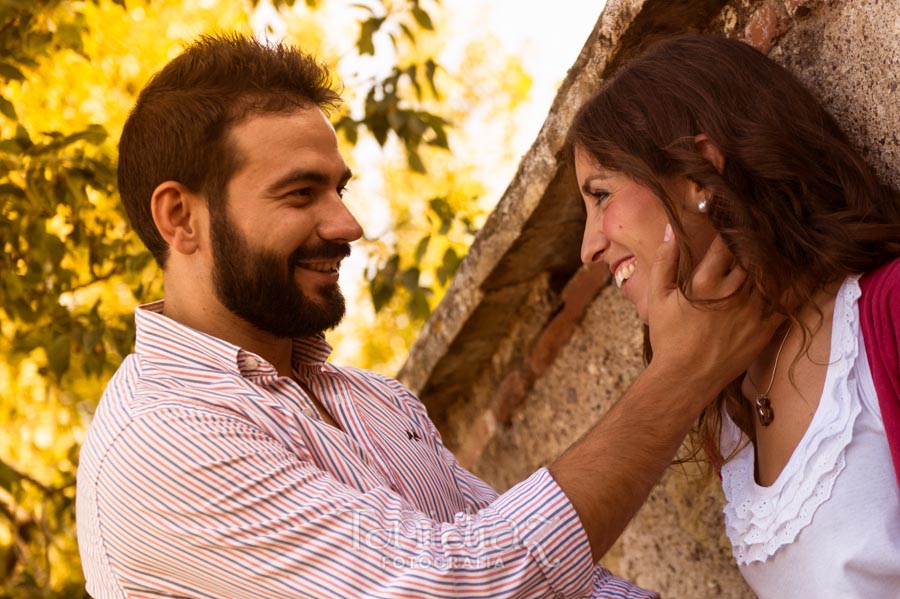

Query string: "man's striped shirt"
[[76, 301, 658, 598]]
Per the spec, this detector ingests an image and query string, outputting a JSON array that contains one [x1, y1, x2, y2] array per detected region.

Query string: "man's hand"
[[646, 226, 781, 394]]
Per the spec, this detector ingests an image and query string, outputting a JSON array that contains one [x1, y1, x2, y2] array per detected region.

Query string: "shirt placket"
[[304, 370, 407, 496]]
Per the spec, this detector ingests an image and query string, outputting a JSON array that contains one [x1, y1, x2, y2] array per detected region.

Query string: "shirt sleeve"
[[405, 396, 659, 599], [591, 566, 660, 599], [87, 402, 655, 599]]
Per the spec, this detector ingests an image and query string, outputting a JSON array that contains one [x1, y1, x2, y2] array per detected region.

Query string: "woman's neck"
[[743, 279, 844, 486], [750, 280, 843, 373]]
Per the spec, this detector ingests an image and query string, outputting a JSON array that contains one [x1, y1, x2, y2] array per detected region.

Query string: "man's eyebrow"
[[265, 168, 353, 195]]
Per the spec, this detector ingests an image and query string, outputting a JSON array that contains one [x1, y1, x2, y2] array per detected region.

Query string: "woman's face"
[[575, 146, 716, 323]]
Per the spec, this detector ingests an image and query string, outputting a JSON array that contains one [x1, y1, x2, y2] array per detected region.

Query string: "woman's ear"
[[694, 133, 726, 174], [150, 181, 206, 256]]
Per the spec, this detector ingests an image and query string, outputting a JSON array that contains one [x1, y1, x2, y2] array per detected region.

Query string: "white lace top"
[[720, 277, 900, 598]]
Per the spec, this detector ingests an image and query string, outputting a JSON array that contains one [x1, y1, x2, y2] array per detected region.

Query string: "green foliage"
[[0, 2, 148, 595], [367, 196, 472, 320], [2, 122, 141, 377], [336, 0, 448, 174], [335, 63, 448, 173], [335, 0, 471, 331]]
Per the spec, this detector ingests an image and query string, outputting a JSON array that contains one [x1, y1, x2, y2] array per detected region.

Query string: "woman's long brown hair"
[[567, 34, 900, 466]]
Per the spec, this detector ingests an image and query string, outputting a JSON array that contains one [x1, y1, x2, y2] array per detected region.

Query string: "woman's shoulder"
[[857, 257, 900, 342], [860, 256, 900, 296]]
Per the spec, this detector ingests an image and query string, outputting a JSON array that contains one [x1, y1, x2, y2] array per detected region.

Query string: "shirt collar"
[[134, 300, 334, 377]]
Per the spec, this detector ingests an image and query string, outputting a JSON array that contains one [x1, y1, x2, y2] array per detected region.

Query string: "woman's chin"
[[616, 276, 648, 323], [622, 281, 648, 323], [633, 297, 649, 325]]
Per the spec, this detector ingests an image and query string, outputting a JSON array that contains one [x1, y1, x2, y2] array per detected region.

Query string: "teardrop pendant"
[[756, 394, 774, 426]]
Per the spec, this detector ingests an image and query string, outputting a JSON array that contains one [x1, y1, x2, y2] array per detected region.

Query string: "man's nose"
[[319, 195, 363, 243]]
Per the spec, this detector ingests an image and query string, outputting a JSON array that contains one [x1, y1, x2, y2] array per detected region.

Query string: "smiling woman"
[[575, 138, 720, 320], [567, 34, 900, 598]]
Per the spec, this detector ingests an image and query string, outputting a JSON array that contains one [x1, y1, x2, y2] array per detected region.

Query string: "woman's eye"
[[590, 190, 610, 207]]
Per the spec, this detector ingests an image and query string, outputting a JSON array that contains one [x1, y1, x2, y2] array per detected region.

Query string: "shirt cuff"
[[592, 564, 660, 598], [491, 467, 594, 598]]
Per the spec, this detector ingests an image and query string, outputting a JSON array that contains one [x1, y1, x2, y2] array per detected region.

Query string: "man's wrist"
[[636, 360, 721, 417]]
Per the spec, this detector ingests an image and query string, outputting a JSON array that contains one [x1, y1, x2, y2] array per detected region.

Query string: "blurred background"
[[0, 0, 600, 595]]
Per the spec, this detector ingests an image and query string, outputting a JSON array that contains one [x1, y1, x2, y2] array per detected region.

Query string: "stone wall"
[[399, 0, 900, 596]]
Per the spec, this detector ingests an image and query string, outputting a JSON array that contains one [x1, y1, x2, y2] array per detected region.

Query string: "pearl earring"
[[698, 193, 711, 213]]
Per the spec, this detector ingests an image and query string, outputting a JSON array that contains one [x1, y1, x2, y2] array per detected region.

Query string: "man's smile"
[[296, 259, 342, 273]]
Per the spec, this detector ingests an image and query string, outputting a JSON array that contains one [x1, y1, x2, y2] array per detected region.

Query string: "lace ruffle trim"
[[721, 277, 863, 565]]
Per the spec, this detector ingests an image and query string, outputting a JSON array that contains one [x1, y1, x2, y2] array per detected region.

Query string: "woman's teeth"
[[614, 261, 635, 288]]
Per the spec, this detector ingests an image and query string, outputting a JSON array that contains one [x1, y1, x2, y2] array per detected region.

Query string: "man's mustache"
[[290, 242, 352, 263]]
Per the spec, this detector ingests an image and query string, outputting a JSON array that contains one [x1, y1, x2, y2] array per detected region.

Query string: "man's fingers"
[[650, 229, 756, 314], [697, 234, 731, 274], [690, 235, 745, 299]]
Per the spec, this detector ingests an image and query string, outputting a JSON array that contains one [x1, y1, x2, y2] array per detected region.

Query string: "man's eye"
[[288, 188, 313, 198], [337, 186, 348, 198]]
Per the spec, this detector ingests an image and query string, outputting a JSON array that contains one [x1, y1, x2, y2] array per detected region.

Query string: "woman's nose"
[[581, 227, 608, 265]]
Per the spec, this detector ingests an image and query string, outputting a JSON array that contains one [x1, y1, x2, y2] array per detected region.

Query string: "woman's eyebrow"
[[581, 175, 608, 194]]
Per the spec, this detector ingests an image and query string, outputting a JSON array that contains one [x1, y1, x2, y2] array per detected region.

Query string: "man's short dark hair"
[[118, 33, 341, 268]]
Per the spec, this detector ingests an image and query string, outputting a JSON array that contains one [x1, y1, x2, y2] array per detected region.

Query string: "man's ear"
[[150, 181, 206, 256], [694, 133, 725, 174]]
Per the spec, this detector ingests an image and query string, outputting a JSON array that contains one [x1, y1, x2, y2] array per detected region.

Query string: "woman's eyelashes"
[[589, 189, 611, 207]]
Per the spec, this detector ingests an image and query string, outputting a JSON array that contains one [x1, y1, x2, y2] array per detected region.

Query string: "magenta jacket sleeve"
[[859, 257, 900, 492]]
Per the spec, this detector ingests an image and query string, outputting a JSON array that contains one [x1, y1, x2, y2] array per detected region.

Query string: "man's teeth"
[[614, 261, 635, 288], [298, 261, 339, 273]]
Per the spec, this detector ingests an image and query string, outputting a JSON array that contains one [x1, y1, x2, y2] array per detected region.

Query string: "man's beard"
[[210, 209, 350, 339]]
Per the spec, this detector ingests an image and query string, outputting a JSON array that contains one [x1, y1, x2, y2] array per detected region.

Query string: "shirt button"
[[302, 408, 315, 418], [245, 357, 259, 370]]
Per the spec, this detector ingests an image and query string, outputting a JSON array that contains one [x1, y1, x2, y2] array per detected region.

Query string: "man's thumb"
[[651, 224, 679, 295]]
